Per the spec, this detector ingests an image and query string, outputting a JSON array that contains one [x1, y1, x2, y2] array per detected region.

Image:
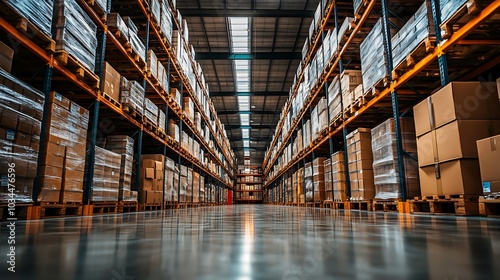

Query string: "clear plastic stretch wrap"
[[120, 77, 145, 115], [38, 92, 88, 203], [180, 165, 188, 202], [144, 98, 158, 125], [150, 0, 161, 24], [440, 0, 468, 24], [160, 0, 173, 43], [105, 135, 136, 201], [331, 152, 347, 201], [148, 50, 158, 81], [193, 171, 199, 203], [107, 13, 129, 39], [129, 32, 146, 63], [392, 1, 435, 68], [6, 0, 54, 37], [158, 108, 166, 132], [186, 167, 193, 202], [94, 0, 107, 12], [353, 0, 364, 16], [360, 19, 389, 94], [347, 128, 375, 201], [167, 119, 180, 142], [371, 118, 419, 200], [328, 76, 342, 119], [0, 68, 44, 203], [199, 174, 205, 203], [304, 162, 313, 202], [91, 146, 121, 202], [53, 0, 97, 72]]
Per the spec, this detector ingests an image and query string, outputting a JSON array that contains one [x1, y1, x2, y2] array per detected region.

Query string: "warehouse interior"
[[1, 0, 500, 279]]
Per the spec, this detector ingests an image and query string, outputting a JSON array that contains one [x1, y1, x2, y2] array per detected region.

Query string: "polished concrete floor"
[[1, 205, 500, 279]]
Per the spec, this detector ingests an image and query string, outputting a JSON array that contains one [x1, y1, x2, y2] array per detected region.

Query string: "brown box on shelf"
[[477, 134, 500, 196], [103, 62, 121, 102], [0, 41, 14, 73], [37, 189, 61, 203], [142, 159, 156, 169], [60, 191, 83, 203], [419, 159, 482, 196], [414, 82, 500, 137]]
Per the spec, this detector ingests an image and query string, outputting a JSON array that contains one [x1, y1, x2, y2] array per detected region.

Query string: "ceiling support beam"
[[180, 9, 314, 18], [195, 52, 302, 60], [210, 91, 288, 97]]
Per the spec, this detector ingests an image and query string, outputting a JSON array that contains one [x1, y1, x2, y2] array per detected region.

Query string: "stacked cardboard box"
[[0, 69, 44, 203], [120, 77, 144, 116], [415, 82, 500, 196], [304, 163, 313, 202], [150, 0, 161, 25], [371, 118, 419, 200], [147, 50, 159, 82], [340, 70, 363, 109], [137, 154, 164, 204], [193, 171, 200, 203], [158, 108, 166, 133], [186, 167, 193, 202], [144, 98, 158, 126], [199, 175, 205, 203], [102, 62, 121, 103], [160, 0, 173, 43], [360, 19, 389, 95], [5, 0, 54, 37], [324, 158, 333, 201], [183, 96, 195, 121], [105, 136, 137, 202], [347, 128, 375, 201], [180, 165, 188, 202], [167, 119, 180, 142], [91, 147, 121, 202], [53, 0, 97, 72], [328, 76, 341, 120], [440, 0, 469, 24], [304, 158, 326, 202], [0, 42, 14, 73], [477, 134, 500, 197], [331, 152, 347, 201], [39, 92, 88, 203]]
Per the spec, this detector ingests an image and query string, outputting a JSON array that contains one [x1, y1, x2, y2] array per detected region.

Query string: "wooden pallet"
[[101, 92, 121, 108], [85, 0, 107, 21], [333, 201, 351, 210], [91, 201, 119, 214], [118, 201, 138, 213], [366, 77, 390, 97], [479, 197, 500, 217], [323, 200, 334, 209], [122, 105, 143, 119], [143, 117, 156, 131], [392, 37, 436, 80], [372, 199, 401, 212], [108, 27, 131, 49], [349, 200, 373, 211], [306, 201, 323, 208], [440, 0, 482, 39], [410, 195, 479, 216], [53, 50, 100, 89], [0, 1, 56, 53], [354, 0, 371, 21], [38, 202, 83, 218], [138, 203, 163, 212], [0, 203, 34, 221]]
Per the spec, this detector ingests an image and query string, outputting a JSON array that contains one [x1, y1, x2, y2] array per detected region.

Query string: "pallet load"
[[199, 175, 205, 203], [392, 1, 435, 72], [167, 119, 180, 143], [120, 77, 145, 116], [144, 98, 158, 127], [324, 158, 333, 201], [360, 19, 390, 95], [164, 157, 178, 202], [123, 16, 146, 63], [5, 0, 54, 37], [102, 62, 121, 104], [477, 134, 500, 197], [347, 128, 375, 201], [183, 96, 195, 122], [193, 171, 199, 203], [53, 0, 97, 72], [186, 167, 193, 202], [160, 0, 173, 43], [327, 76, 342, 121], [150, 0, 161, 26], [147, 50, 159, 83], [340, 70, 363, 111], [158, 108, 166, 135], [180, 165, 188, 202], [38, 92, 88, 203], [371, 118, 419, 200], [137, 154, 164, 204], [107, 13, 129, 40], [91, 147, 121, 202], [331, 152, 347, 202], [0, 69, 44, 203], [414, 82, 500, 197], [105, 136, 137, 202]]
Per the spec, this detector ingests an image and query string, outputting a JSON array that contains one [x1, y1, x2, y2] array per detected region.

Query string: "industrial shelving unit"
[[235, 167, 263, 204], [0, 0, 236, 214], [262, 0, 500, 205]]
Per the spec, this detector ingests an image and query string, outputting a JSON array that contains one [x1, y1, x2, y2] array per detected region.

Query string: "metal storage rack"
[[235, 167, 264, 204], [262, 0, 500, 204], [0, 0, 236, 213]]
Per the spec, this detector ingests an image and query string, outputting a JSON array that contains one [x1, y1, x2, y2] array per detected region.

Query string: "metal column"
[[430, 0, 450, 86], [381, 0, 407, 201], [177, 81, 184, 204], [162, 58, 171, 209]]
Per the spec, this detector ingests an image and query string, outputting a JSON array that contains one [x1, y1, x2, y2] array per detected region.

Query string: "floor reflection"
[[1, 205, 500, 279]]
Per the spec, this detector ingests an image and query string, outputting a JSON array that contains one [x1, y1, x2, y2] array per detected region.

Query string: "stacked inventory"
[[193, 171, 200, 203], [120, 78, 145, 116], [340, 70, 363, 110], [167, 119, 180, 143], [105, 136, 137, 202], [0, 69, 44, 203], [477, 134, 500, 197], [360, 18, 389, 94], [371, 118, 419, 200], [4, 0, 54, 37], [91, 147, 121, 202], [102, 62, 121, 103], [305, 158, 326, 202], [53, 0, 97, 71], [324, 158, 333, 201], [160, 0, 173, 43], [391, 1, 435, 69], [39, 92, 88, 203], [331, 152, 347, 202], [186, 167, 193, 202], [415, 82, 500, 196], [235, 171, 263, 203], [123, 16, 146, 63], [180, 165, 188, 202], [136, 154, 164, 204], [347, 128, 375, 201], [199, 175, 205, 203], [144, 98, 158, 126], [164, 157, 178, 202]]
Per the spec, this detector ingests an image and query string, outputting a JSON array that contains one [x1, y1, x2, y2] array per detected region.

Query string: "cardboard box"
[[142, 159, 156, 168], [141, 179, 154, 191], [414, 82, 500, 136], [477, 134, 500, 195], [139, 190, 156, 204], [37, 189, 61, 202], [49, 91, 71, 111], [0, 41, 14, 73], [142, 154, 164, 164], [435, 120, 500, 162], [416, 130, 438, 167], [103, 62, 121, 102], [155, 161, 163, 170], [418, 159, 482, 196]]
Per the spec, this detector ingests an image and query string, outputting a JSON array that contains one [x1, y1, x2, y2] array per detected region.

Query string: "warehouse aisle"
[[2, 206, 500, 279]]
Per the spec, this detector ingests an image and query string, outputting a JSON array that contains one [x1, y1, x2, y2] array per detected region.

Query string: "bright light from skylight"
[[242, 128, 250, 139]]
